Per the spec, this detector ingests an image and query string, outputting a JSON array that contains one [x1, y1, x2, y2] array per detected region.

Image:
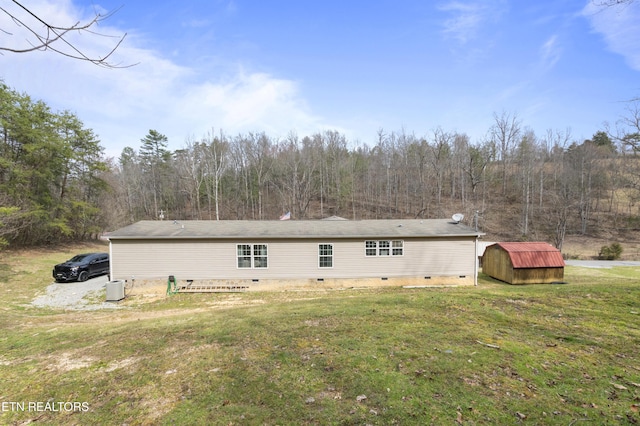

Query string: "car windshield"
[[69, 254, 90, 262]]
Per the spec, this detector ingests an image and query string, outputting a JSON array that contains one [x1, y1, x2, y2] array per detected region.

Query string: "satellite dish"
[[451, 213, 464, 223]]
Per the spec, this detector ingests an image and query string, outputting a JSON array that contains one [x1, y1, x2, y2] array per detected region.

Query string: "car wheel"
[[78, 271, 89, 282]]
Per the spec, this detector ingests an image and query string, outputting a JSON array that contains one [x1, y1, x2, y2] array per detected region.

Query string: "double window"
[[365, 240, 403, 256], [237, 244, 268, 268]]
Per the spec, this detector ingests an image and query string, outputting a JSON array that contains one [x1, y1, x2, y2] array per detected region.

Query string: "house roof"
[[106, 219, 483, 240], [493, 242, 565, 268]]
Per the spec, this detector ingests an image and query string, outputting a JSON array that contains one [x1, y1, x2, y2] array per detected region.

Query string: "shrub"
[[598, 242, 623, 260]]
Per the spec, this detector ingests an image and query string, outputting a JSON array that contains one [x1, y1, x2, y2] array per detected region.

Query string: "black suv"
[[53, 253, 110, 282]]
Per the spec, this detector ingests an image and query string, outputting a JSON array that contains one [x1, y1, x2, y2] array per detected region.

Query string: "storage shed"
[[482, 242, 565, 284], [106, 218, 484, 289]]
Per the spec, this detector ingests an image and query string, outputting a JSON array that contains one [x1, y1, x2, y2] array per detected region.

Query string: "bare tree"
[[516, 129, 538, 236], [429, 128, 453, 206], [463, 140, 492, 198], [0, 1, 134, 68], [174, 139, 206, 219], [605, 102, 640, 212], [243, 133, 274, 220], [406, 136, 430, 216], [490, 111, 521, 196], [203, 130, 228, 221], [272, 133, 316, 219], [610, 100, 640, 153]]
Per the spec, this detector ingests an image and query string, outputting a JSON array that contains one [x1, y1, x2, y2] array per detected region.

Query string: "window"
[[319, 244, 333, 268], [392, 240, 404, 256], [253, 244, 268, 268], [379, 240, 390, 256], [237, 244, 251, 268], [364, 240, 404, 256], [237, 244, 268, 268], [365, 240, 377, 256]]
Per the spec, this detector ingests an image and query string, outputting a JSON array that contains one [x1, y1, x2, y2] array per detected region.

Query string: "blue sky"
[[1, 0, 639, 157]]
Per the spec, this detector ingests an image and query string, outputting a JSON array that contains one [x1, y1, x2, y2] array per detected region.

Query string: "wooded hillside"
[[2, 82, 640, 251]]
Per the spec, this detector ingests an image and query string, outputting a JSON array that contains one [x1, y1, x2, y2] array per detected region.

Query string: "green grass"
[[1, 246, 639, 425]]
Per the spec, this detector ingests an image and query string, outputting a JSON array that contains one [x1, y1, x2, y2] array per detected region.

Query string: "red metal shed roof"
[[495, 242, 565, 268]]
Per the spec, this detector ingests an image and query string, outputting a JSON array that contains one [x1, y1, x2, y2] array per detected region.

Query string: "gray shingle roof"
[[106, 219, 482, 240]]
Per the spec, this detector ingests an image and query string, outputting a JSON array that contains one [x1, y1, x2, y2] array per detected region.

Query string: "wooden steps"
[[176, 280, 249, 293]]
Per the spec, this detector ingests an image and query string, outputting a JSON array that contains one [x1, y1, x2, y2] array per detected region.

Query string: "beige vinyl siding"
[[110, 237, 476, 281]]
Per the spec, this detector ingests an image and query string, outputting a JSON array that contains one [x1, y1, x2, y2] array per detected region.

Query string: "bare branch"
[[591, 0, 635, 5], [0, 1, 137, 68]]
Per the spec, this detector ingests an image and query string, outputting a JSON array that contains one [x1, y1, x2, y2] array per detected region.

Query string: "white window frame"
[[237, 243, 268, 269], [365, 240, 377, 256], [379, 240, 391, 256], [318, 243, 333, 268], [364, 240, 404, 257], [392, 240, 404, 256]]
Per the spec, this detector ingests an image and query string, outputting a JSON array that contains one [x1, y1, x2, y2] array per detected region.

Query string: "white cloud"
[[439, 1, 485, 43], [582, 0, 640, 71], [0, 0, 327, 157], [173, 70, 324, 140], [438, 0, 505, 44], [539, 34, 562, 71]]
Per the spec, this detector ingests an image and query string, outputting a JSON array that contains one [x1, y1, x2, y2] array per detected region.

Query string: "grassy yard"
[[0, 244, 639, 425]]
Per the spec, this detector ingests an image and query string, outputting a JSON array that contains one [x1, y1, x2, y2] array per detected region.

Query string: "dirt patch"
[[121, 281, 167, 304], [47, 352, 95, 372], [103, 357, 140, 372]]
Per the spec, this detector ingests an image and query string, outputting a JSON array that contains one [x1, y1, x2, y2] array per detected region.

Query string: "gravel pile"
[[31, 276, 122, 311]]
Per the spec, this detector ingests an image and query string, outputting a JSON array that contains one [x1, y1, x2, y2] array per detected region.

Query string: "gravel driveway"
[[31, 275, 123, 310]]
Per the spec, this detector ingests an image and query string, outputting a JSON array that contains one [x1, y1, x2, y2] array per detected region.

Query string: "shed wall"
[[482, 245, 513, 283], [511, 267, 564, 284]]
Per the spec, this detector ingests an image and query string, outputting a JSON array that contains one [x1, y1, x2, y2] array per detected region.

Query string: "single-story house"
[[106, 219, 484, 289], [482, 242, 565, 284]]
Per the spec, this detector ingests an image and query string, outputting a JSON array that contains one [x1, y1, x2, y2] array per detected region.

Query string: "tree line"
[[0, 82, 108, 246], [2, 82, 640, 249]]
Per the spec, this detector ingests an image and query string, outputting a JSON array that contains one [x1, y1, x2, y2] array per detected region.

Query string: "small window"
[[319, 244, 333, 268], [379, 240, 390, 256], [365, 240, 377, 256], [392, 240, 404, 256]]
